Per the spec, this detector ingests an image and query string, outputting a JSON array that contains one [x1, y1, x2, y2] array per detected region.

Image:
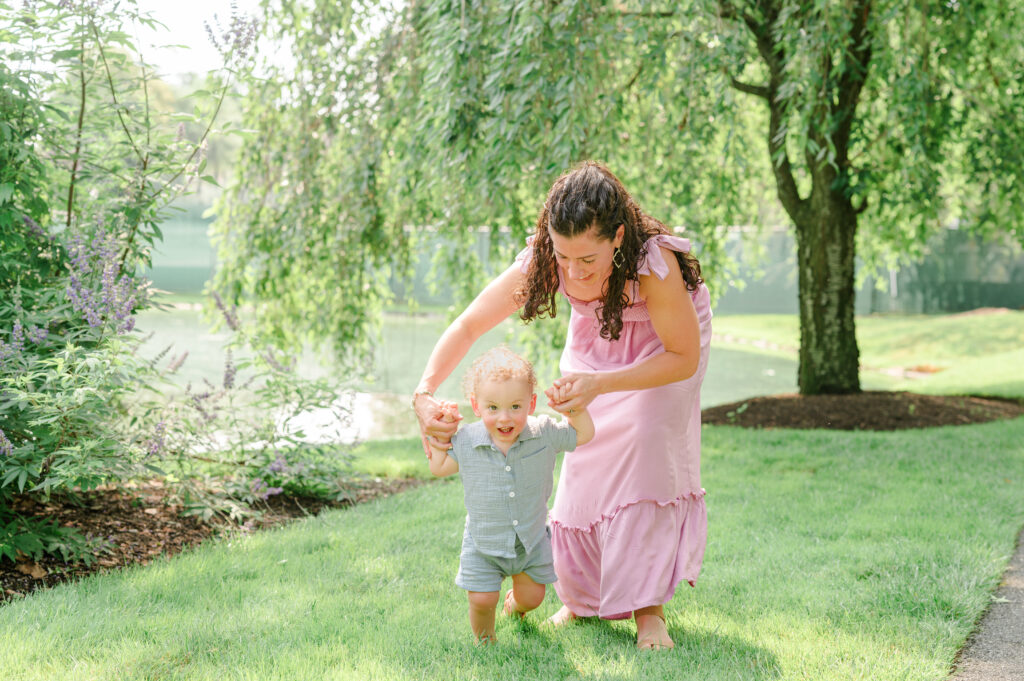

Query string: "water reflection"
[[285, 392, 421, 444], [136, 306, 803, 443]]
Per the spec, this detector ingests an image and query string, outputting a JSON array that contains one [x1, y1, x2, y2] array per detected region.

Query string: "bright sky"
[[134, 0, 263, 78]]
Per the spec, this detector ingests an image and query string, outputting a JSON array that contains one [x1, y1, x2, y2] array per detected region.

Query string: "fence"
[[146, 214, 1024, 314], [708, 228, 1024, 315]]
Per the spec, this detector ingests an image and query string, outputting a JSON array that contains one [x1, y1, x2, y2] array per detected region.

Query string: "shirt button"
[[512, 520, 519, 526], [505, 466, 511, 472], [509, 491, 515, 498]]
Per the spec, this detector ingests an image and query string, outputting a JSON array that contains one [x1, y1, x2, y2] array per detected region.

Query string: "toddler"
[[427, 346, 594, 644]]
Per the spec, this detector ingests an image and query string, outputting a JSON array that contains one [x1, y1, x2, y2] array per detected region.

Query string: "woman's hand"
[[545, 382, 574, 415], [545, 372, 601, 414], [413, 394, 462, 457]]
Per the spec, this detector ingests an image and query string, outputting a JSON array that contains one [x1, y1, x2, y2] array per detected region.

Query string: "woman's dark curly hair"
[[518, 161, 703, 342]]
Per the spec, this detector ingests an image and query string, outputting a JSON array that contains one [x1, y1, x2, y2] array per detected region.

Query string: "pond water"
[[136, 306, 800, 442]]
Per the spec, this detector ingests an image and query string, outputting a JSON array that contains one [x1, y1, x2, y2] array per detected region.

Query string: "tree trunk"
[[725, 0, 873, 393], [794, 193, 861, 394]]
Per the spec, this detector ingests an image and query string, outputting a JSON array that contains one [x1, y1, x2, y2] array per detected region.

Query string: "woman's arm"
[[413, 263, 526, 444], [547, 246, 700, 412]]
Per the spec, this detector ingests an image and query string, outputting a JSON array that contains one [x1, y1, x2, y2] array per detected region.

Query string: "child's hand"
[[553, 383, 572, 408], [439, 400, 460, 422], [433, 401, 460, 446], [545, 372, 598, 415], [545, 381, 575, 415], [414, 394, 462, 457]]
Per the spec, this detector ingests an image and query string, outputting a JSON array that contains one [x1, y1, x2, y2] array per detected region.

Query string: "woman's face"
[[549, 224, 624, 293]]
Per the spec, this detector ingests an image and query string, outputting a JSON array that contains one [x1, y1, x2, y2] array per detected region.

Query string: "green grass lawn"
[[713, 311, 1024, 400], [2, 419, 1023, 681], [4, 311, 1023, 679], [349, 437, 431, 479]]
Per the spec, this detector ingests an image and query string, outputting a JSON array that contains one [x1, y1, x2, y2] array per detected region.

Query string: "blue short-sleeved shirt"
[[448, 415, 577, 558]]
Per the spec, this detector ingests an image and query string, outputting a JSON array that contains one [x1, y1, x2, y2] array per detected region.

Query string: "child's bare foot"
[[474, 632, 497, 645], [635, 613, 674, 651], [503, 589, 525, 619], [543, 605, 578, 628]]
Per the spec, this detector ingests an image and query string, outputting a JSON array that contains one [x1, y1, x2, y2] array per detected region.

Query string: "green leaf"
[[52, 49, 83, 60]]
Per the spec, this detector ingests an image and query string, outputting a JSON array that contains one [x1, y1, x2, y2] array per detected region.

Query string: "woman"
[[412, 161, 712, 650]]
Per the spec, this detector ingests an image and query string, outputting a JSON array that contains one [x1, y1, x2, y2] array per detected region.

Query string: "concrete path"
[[949, 526, 1024, 681]]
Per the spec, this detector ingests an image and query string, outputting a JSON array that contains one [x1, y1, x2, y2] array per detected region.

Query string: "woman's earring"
[[612, 247, 624, 269]]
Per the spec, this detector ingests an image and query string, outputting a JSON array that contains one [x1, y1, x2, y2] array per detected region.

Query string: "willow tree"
[[715, 0, 1024, 393], [215, 0, 1023, 392]]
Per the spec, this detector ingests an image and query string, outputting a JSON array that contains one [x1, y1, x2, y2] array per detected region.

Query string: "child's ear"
[[470, 395, 481, 417], [528, 393, 537, 414]]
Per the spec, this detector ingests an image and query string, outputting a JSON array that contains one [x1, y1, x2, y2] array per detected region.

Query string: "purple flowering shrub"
[[2, 0, 344, 559], [64, 228, 145, 334], [0, 220, 155, 563], [1, 0, 180, 561], [133, 294, 356, 523], [1, 54, 154, 562]]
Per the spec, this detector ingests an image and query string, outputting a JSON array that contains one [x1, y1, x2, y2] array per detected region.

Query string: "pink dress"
[[517, 233, 712, 619]]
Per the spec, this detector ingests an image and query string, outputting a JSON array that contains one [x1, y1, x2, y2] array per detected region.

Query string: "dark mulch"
[[702, 391, 1024, 431], [4, 390, 1023, 607], [1, 476, 426, 605]]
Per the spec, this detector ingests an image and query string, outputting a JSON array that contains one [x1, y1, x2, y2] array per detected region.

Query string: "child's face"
[[470, 376, 537, 448]]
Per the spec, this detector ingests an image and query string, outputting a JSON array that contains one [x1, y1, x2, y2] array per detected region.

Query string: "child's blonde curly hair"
[[461, 346, 537, 400]]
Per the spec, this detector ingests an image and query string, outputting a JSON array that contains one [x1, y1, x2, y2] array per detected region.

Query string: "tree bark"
[[726, 0, 871, 395], [794, 192, 861, 394]]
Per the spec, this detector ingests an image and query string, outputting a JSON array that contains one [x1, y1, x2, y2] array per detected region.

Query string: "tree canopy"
[[214, 0, 1024, 390]]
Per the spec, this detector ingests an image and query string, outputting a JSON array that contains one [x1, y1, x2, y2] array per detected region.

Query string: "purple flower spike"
[[145, 421, 166, 457], [211, 291, 240, 331], [268, 454, 287, 473], [223, 349, 236, 389], [65, 225, 144, 334], [23, 215, 52, 243], [27, 325, 48, 344], [10, 321, 25, 355], [250, 478, 283, 501]]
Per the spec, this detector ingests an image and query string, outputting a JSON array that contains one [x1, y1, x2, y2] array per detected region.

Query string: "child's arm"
[[549, 381, 595, 447], [567, 407, 594, 447], [427, 443, 460, 477], [427, 400, 461, 477]]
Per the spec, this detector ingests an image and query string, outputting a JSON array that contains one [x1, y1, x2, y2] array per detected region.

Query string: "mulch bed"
[[702, 391, 1024, 431], [4, 391, 1023, 607], [1, 476, 426, 605]]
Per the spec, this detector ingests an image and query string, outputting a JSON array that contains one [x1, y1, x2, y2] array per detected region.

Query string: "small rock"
[[15, 562, 47, 579]]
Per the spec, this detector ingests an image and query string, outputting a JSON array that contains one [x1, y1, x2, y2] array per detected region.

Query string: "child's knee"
[[467, 590, 500, 610], [514, 580, 546, 610]]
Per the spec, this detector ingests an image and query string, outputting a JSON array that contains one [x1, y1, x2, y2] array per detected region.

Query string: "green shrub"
[[0, 0, 261, 563]]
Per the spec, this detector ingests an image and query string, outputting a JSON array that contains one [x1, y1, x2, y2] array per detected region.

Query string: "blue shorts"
[[455, 526, 557, 593]]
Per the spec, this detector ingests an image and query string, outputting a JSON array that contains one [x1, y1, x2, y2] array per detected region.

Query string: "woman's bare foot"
[[635, 613, 674, 651], [543, 605, 578, 628]]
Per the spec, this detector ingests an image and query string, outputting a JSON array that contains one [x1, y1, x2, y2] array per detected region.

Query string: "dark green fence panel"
[[146, 211, 1024, 315]]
